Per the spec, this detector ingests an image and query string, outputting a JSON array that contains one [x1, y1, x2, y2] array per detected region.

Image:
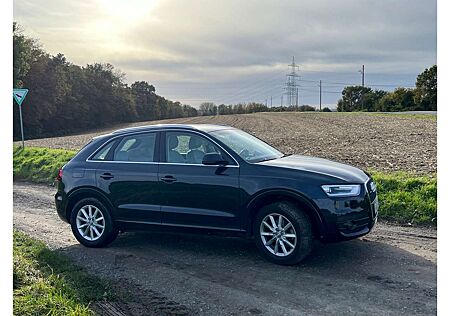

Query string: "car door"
[[159, 130, 241, 231], [94, 131, 161, 224]]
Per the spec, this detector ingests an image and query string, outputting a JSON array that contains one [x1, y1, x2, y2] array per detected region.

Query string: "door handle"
[[100, 172, 114, 180], [161, 175, 177, 183]]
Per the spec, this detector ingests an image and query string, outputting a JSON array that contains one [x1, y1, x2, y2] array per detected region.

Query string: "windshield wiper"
[[253, 156, 279, 163]]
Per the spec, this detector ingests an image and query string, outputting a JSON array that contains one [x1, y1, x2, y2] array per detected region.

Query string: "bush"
[[321, 107, 332, 112]]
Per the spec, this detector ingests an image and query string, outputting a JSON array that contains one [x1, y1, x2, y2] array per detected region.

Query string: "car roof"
[[110, 123, 234, 136]]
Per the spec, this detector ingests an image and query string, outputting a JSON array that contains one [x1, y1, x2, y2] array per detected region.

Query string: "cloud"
[[14, 0, 436, 106]]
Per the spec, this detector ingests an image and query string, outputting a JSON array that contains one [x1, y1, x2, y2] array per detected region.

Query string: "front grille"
[[366, 179, 377, 202]]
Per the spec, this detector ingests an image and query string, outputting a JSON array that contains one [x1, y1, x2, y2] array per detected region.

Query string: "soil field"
[[18, 112, 437, 174]]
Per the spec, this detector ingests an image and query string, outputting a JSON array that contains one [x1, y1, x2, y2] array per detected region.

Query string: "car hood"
[[257, 155, 369, 183]]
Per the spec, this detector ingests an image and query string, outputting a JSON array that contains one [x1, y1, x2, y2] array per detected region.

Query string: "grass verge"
[[13, 230, 114, 316], [323, 111, 437, 120], [371, 171, 436, 225], [12, 146, 437, 225], [13, 146, 76, 184]]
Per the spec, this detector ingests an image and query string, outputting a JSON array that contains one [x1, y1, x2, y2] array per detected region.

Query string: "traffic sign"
[[13, 88, 29, 106], [13, 88, 29, 148]]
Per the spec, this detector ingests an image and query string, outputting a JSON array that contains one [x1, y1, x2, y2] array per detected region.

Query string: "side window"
[[114, 133, 156, 162], [91, 141, 115, 161], [166, 132, 221, 164]]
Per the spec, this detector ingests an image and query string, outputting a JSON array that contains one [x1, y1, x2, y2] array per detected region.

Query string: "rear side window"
[[91, 141, 115, 161], [114, 133, 157, 162]]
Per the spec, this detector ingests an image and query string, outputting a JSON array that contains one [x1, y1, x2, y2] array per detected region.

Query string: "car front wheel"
[[254, 202, 313, 265], [70, 197, 118, 247]]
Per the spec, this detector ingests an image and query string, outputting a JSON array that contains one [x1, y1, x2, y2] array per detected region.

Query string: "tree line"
[[13, 23, 436, 140], [198, 102, 315, 116], [13, 23, 198, 140], [337, 65, 437, 112]]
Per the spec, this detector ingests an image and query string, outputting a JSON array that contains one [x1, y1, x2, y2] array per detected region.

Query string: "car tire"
[[70, 197, 118, 248], [254, 202, 313, 265]]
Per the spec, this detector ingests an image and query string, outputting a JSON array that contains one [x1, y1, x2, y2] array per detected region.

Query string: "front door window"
[[166, 132, 221, 164]]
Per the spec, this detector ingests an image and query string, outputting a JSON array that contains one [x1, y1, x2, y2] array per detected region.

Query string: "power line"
[[159, 62, 418, 106]]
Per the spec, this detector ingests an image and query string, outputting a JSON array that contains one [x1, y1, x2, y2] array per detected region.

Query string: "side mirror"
[[202, 153, 228, 166]]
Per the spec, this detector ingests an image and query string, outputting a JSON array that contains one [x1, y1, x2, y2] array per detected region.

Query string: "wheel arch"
[[65, 187, 115, 222], [246, 189, 324, 238]]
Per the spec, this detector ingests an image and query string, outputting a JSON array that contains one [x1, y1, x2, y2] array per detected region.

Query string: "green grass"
[[318, 111, 437, 120], [367, 112, 437, 120], [13, 230, 115, 316], [13, 146, 76, 184], [371, 171, 437, 225], [12, 146, 437, 225]]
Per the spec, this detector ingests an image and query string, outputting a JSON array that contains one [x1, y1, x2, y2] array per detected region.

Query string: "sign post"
[[13, 88, 29, 148]]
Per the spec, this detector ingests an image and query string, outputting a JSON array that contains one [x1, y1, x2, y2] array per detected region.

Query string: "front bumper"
[[319, 178, 378, 242]]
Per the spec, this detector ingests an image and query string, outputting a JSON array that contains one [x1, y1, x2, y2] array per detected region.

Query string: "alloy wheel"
[[76, 205, 105, 241], [260, 213, 297, 257]]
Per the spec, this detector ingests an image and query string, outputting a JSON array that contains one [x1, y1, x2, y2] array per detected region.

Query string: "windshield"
[[209, 129, 283, 163]]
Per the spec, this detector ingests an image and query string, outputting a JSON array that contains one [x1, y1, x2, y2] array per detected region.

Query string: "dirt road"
[[13, 182, 437, 315]]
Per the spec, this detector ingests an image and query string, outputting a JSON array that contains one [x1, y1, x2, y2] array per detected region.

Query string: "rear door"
[[94, 131, 161, 224], [158, 130, 241, 231]]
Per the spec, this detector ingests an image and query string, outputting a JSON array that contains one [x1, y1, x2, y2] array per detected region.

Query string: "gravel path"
[[13, 182, 437, 315], [17, 112, 436, 175]]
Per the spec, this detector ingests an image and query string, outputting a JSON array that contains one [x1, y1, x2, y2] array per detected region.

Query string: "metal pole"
[[362, 65, 365, 87], [361, 65, 365, 109], [319, 80, 322, 111], [19, 104, 25, 148]]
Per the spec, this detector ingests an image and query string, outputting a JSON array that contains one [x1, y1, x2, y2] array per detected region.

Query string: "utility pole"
[[319, 80, 322, 111], [270, 96, 272, 108], [265, 99, 267, 107], [359, 64, 365, 109], [360, 64, 365, 87]]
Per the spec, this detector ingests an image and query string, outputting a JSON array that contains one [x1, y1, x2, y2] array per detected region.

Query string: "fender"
[[65, 186, 115, 221], [245, 188, 325, 237]]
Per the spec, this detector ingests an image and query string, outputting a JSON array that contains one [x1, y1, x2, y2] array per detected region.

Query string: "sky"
[[14, 0, 436, 108]]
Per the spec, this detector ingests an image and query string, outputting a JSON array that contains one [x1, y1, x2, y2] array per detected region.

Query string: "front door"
[[159, 130, 241, 231], [95, 131, 161, 224]]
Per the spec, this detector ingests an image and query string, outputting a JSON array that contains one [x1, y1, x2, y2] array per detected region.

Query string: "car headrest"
[[189, 136, 203, 149], [168, 136, 179, 150]]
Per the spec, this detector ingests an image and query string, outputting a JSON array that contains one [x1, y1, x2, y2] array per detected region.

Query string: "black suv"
[[55, 124, 378, 265]]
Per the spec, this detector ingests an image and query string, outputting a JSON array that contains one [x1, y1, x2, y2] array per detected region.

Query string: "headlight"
[[321, 184, 361, 197]]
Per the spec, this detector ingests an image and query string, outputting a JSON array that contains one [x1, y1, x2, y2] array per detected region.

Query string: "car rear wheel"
[[254, 202, 313, 265], [70, 197, 118, 247]]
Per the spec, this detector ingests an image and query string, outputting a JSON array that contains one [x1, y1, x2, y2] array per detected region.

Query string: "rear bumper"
[[55, 192, 69, 223]]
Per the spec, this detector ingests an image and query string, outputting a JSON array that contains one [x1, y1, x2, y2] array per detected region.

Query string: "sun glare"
[[99, 0, 159, 20]]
